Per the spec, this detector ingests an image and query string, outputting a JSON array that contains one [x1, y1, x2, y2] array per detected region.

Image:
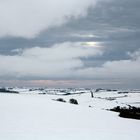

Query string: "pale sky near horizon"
[[0, 0, 140, 88]]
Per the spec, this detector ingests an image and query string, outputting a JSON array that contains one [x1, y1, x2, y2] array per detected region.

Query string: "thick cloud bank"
[[0, 0, 98, 38], [0, 42, 102, 79], [0, 43, 140, 81]]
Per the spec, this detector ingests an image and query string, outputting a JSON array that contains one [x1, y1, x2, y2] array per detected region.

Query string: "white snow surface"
[[0, 91, 140, 140]]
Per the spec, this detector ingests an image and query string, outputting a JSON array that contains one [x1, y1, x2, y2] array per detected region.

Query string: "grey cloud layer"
[[0, 43, 140, 83], [0, 42, 103, 79], [0, 0, 140, 88]]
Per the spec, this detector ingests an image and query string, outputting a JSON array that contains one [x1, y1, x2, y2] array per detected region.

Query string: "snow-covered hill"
[[0, 90, 140, 140]]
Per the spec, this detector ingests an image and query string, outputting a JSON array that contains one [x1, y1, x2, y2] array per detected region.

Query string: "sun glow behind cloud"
[[81, 41, 101, 48]]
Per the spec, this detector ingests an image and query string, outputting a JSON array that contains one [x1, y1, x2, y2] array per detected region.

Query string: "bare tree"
[[90, 90, 94, 98]]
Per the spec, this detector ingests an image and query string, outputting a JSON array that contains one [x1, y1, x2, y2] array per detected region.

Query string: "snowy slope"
[[0, 93, 140, 140]]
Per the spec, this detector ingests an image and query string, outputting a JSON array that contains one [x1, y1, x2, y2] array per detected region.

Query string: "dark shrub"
[[0, 88, 7, 92], [118, 91, 129, 94], [69, 98, 78, 105], [38, 92, 46, 94], [56, 98, 66, 103], [110, 106, 140, 120], [110, 106, 121, 112], [0, 88, 19, 94]]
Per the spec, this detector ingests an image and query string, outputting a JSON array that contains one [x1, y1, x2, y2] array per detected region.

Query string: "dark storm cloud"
[[0, 0, 140, 56]]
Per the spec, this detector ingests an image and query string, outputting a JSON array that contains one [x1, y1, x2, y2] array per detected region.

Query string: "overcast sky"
[[0, 0, 140, 88]]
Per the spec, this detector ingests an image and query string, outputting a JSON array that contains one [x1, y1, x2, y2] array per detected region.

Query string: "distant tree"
[[90, 90, 94, 98]]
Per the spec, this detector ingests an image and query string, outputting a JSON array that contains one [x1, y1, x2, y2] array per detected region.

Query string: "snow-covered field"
[[0, 88, 140, 140]]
